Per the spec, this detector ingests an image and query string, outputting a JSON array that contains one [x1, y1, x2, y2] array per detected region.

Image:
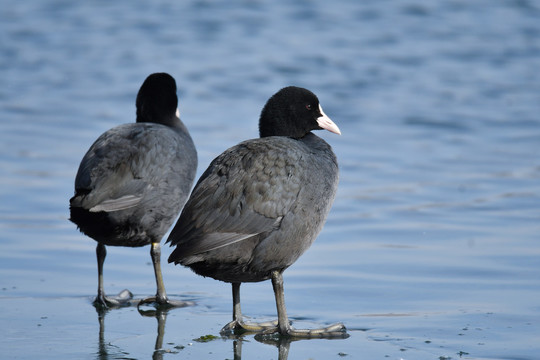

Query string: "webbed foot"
[[220, 319, 280, 335], [93, 289, 133, 309], [270, 322, 349, 339], [137, 296, 194, 310]]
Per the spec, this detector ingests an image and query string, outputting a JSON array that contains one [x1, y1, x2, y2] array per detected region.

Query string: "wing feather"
[[167, 137, 303, 262], [71, 123, 188, 212]]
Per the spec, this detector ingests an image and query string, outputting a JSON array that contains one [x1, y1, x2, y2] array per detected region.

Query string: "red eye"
[[306, 104, 312, 110]]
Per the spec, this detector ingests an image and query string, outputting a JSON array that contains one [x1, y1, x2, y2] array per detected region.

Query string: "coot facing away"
[[167, 86, 346, 337], [70, 73, 197, 308]]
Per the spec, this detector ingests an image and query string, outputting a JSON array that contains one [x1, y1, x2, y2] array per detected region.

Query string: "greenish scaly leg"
[[270, 270, 347, 338], [138, 242, 192, 309], [93, 243, 132, 309], [220, 282, 279, 335]]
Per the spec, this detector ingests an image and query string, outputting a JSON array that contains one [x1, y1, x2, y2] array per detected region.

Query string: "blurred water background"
[[1, 0, 539, 359]]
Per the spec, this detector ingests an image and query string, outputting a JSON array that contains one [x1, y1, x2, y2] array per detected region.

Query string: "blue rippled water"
[[1, 1, 539, 359]]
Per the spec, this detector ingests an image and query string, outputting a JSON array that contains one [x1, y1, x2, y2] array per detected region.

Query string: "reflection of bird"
[[96, 306, 170, 360], [230, 335, 293, 360], [137, 306, 172, 360], [168, 86, 346, 337], [70, 73, 197, 308]]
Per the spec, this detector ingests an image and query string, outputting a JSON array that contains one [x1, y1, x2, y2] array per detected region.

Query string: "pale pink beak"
[[316, 105, 341, 135]]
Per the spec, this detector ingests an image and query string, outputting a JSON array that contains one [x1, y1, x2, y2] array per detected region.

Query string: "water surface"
[[1, 1, 539, 359]]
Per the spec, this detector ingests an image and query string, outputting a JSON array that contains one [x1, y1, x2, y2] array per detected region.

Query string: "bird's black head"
[[259, 86, 340, 139], [136, 72, 178, 124]]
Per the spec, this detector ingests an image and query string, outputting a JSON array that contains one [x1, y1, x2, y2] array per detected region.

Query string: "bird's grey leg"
[[95, 243, 107, 306], [138, 242, 192, 309], [93, 243, 132, 308], [151, 241, 168, 303], [220, 282, 278, 335], [232, 281, 242, 323], [270, 270, 348, 338]]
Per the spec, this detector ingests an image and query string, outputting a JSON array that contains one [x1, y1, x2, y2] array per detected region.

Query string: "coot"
[[167, 86, 346, 337], [70, 73, 197, 308]]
